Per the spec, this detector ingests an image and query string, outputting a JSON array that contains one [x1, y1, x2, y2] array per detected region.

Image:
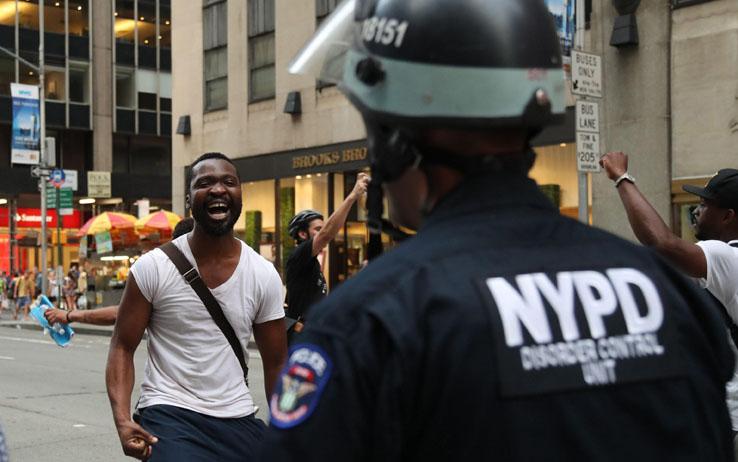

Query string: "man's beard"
[[192, 199, 242, 237]]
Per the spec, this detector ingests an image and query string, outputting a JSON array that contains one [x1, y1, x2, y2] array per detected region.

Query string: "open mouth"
[[207, 201, 230, 220]]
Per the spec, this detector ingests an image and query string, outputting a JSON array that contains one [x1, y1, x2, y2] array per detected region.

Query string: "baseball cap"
[[682, 169, 738, 210]]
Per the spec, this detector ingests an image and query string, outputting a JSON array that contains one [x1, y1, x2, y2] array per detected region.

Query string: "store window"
[[43, 0, 65, 34], [137, 68, 157, 110], [69, 61, 89, 103], [237, 180, 277, 262], [130, 135, 169, 174], [315, 0, 339, 90], [19, 51, 39, 86], [138, 0, 156, 47], [159, 71, 171, 112], [115, 0, 135, 44], [248, 0, 274, 102], [0, 55, 13, 96], [530, 143, 579, 219], [0, 0, 15, 27], [330, 171, 371, 285], [17, 0, 39, 30], [203, 0, 227, 111], [159, 2, 170, 49], [116, 66, 135, 108], [45, 66, 65, 100], [316, 0, 339, 21], [68, 0, 88, 36]]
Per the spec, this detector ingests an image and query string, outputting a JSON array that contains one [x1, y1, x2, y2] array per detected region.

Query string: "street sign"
[[63, 169, 78, 191], [50, 168, 65, 188], [576, 100, 600, 133], [47, 187, 74, 215], [576, 132, 601, 173], [87, 171, 111, 198], [571, 50, 602, 98], [31, 166, 51, 178]]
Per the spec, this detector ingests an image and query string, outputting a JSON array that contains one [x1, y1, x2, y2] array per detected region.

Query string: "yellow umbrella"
[[135, 210, 183, 235], [75, 212, 137, 237]]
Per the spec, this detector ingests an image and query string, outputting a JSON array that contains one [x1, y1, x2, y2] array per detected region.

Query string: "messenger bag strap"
[[159, 241, 248, 385]]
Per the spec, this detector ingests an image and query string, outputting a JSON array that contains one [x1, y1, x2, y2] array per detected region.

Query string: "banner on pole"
[[10, 83, 40, 165], [544, 0, 575, 67]]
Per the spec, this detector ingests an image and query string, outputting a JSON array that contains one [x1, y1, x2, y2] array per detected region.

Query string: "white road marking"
[[0, 355, 14, 360], [0, 334, 94, 349], [72, 424, 86, 428]]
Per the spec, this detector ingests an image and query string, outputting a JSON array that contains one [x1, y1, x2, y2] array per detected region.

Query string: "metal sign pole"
[[56, 189, 61, 274], [575, 0, 589, 224], [39, 4, 47, 294]]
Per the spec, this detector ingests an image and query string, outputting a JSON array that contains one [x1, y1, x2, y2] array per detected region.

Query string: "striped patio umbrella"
[[75, 212, 137, 237], [135, 210, 183, 235]]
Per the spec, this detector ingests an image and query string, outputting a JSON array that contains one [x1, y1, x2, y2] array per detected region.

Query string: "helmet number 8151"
[[362, 17, 409, 48]]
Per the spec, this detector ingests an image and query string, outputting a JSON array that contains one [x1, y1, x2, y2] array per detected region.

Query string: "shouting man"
[[106, 152, 286, 461]]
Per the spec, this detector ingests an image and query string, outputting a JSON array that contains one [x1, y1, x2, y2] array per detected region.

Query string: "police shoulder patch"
[[270, 343, 333, 428]]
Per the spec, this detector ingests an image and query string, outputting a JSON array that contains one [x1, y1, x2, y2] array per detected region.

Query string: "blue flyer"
[[29, 296, 75, 348]]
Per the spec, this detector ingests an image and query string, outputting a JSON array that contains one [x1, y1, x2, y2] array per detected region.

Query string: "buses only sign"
[[571, 51, 602, 98]]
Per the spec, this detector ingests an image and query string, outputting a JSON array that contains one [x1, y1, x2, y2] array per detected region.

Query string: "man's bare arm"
[[312, 173, 369, 256], [252, 318, 287, 401], [45, 306, 118, 326], [105, 274, 158, 460], [600, 152, 707, 278]]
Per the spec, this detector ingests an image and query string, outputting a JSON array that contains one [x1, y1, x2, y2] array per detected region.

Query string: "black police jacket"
[[260, 172, 734, 462]]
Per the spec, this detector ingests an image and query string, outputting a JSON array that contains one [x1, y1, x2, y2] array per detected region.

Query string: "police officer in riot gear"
[[259, 0, 734, 460]]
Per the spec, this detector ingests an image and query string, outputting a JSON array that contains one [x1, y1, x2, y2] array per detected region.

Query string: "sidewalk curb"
[[0, 319, 258, 349], [0, 320, 114, 337]]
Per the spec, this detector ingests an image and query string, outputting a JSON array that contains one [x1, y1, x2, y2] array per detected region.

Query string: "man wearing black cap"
[[601, 151, 738, 452]]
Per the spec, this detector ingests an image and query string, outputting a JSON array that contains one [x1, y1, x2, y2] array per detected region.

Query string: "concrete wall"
[[590, 0, 672, 240], [671, 0, 738, 179], [171, 0, 365, 215]]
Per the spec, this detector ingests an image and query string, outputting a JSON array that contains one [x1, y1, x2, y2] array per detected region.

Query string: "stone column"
[[590, 0, 672, 239], [92, 0, 113, 172]]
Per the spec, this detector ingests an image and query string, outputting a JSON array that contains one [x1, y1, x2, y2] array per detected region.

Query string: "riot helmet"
[[289, 0, 566, 235], [289, 210, 325, 241]]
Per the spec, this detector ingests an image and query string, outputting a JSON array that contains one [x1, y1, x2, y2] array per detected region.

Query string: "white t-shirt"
[[131, 235, 284, 418], [697, 239, 738, 430]]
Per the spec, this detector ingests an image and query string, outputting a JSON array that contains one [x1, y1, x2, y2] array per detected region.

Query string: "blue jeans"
[[138, 405, 266, 462]]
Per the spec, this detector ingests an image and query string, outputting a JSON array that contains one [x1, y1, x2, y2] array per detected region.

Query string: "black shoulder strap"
[[159, 241, 248, 385]]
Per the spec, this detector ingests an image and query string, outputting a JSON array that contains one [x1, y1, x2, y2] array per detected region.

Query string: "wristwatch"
[[614, 172, 635, 187]]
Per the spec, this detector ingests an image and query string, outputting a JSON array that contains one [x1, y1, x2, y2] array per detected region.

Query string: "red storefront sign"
[[0, 207, 82, 228]]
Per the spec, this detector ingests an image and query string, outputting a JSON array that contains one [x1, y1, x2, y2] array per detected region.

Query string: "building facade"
[[0, 0, 172, 273], [589, 0, 738, 242], [171, 0, 577, 287]]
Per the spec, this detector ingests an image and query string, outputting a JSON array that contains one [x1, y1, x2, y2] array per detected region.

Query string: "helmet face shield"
[[287, 0, 356, 84]]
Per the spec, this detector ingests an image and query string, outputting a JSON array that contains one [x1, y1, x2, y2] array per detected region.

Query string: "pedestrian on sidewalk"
[[0, 271, 7, 313], [33, 267, 42, 298], [14, 270, 34, 321], [47, 269, 59, 308], [106, 153, 286, 461], [62, 270, 77, 312]]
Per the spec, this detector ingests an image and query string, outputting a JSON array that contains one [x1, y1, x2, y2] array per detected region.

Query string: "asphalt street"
[[0, 323, 269, 461]]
